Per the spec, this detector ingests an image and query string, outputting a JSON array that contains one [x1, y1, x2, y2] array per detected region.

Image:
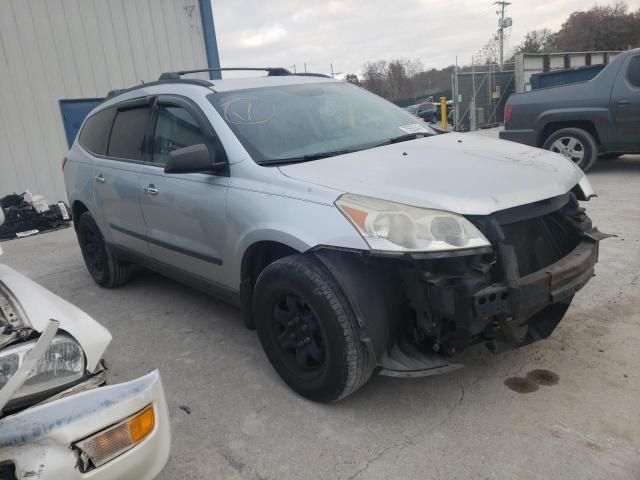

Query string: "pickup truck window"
[[627, 56, 640, 88]]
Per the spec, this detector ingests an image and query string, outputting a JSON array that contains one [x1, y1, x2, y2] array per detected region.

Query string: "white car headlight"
[[0, 334, 85, 403], [336, 194, 490, 253]]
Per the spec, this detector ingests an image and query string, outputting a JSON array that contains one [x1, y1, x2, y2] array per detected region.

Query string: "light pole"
[[494, 1, 512, 70]]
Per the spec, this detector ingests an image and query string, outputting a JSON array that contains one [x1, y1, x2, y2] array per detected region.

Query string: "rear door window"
[[107, 106, 151, 161], [78, 107, 116, 155], [627, 56, 640, 89], [151, 105, 214, 166]]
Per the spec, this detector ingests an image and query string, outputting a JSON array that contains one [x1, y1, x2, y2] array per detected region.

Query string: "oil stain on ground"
[[504, 377, 539, 393], [526, 369, 560, 386], [504, 369, 560, 393]]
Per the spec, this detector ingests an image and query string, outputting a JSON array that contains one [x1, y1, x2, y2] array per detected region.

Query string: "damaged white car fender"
[[0, 263, 111, 370], [0, 370, 170, 480], [0, 220, 170, 479]]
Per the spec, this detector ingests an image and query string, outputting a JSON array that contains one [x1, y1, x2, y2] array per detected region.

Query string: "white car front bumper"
[[0, 370, 170, 480]]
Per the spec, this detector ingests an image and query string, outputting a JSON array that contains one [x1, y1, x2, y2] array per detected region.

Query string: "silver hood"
[[279, 133, 584, 215]]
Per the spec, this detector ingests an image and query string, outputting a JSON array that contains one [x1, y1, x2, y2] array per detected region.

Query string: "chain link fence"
[[451, 63, 515, 131]]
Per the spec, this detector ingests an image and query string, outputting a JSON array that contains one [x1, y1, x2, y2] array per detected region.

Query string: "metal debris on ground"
[[0, 191, 71, 241]]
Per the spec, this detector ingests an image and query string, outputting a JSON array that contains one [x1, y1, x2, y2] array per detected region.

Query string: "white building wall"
[[0, 0, 210, 202]]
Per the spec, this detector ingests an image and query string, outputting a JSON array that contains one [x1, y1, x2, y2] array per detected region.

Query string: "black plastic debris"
[[0, 192, 72, 241]]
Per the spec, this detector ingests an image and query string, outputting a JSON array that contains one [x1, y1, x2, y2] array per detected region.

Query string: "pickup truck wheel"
[[77, 212, 131, 288], [253, 254, 372, 402], [543, 128, 598, 171]]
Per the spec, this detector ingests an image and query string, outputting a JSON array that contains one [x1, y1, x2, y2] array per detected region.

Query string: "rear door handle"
[[144, 184, 159, 195], [95, 175, 105, 184], [617, 99, 631, 106]]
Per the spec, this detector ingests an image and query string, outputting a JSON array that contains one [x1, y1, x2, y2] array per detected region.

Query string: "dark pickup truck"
[[500, 47, 640, 171]]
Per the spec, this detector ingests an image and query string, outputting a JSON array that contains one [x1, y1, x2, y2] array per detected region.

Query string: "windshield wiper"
[[260, 149, 356, 165], [375, 132, 429, 147]]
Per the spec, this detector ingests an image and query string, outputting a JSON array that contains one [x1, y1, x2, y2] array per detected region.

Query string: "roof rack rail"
[[105, 78, 213, 99], [292, 72, 332, 78], [159, 67, 292, 80]]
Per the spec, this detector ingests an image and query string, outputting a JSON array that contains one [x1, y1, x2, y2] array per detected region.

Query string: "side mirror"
[[164, 144, 226, 174]]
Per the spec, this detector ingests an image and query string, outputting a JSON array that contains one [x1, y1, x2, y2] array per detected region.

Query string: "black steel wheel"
[[254, 254, 372, 402], [271, 293, 326, 378], [76, 212, 131, 288]]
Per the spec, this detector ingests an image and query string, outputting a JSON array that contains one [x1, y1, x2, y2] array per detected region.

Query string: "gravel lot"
[[2, 155, 639, 480]]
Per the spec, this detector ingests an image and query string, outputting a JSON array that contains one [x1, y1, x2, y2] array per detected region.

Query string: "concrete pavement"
[[2, 155, 639, 479]]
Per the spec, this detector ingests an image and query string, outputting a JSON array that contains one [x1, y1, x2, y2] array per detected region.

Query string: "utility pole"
[[304, 63, 307, 73], [494, 1, 511, 70]]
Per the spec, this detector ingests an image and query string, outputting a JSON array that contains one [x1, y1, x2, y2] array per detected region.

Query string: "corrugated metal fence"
[[0, 0, 210, 202]]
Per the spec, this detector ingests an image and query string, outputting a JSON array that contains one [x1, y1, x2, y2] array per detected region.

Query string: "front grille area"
[[501, 211, 580, 277]]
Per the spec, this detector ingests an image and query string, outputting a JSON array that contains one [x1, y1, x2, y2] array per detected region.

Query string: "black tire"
[[76, 212, 131, 288], [542, 127, 598, 171], [253, 254, 372, 402]]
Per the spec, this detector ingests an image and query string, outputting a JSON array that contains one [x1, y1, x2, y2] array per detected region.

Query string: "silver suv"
[[64, 68, 604, 402]]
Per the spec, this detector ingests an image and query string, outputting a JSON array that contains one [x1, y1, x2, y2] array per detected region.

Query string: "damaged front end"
[[315, 192, 606, 377], [0, 263, 170, 479]]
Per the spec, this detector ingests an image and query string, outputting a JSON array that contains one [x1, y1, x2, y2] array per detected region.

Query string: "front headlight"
[[0, 334, 85, 403], [336, 194, 490, 252]]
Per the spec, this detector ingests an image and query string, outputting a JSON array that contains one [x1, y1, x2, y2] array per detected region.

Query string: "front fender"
[[226, 187, 368, 288], [312, 249, 403, 364]]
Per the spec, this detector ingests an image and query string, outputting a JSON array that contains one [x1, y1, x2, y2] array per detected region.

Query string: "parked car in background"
[[0, 208, 170, 480], [64, 69, 603, 403], [405, 104, 419, 115], [500, 47, 640, 170], [416, 102, 438, 123]]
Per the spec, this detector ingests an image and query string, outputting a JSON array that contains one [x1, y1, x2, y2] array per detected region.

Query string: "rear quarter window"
[[627, 56, 640, 89], [78, 107, 116, 155]]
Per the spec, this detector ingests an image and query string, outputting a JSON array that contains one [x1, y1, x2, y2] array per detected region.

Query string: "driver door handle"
[[144, 184, 159, 195]]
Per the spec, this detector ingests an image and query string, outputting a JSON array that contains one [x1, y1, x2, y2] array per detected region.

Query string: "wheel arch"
[[239, 239, 302, 329], [71, 200, 89, 230], [538, 120, 601, 148]]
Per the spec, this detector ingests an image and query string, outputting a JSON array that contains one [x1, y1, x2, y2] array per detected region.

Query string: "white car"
[[0, 210, 170, 479]]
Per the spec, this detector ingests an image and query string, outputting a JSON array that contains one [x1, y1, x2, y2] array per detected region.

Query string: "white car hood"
[[0, 264, 111, 371], [279, 133, 584, 215]]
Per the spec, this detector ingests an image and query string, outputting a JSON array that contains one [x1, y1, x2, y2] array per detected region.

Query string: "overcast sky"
[[211, 0, 640, 77]]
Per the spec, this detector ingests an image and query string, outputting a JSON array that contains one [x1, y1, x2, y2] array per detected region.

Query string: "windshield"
[[208, 82, 435, 164]]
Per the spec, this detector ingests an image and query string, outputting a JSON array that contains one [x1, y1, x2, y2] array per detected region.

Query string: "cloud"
[[212, 0, 640, 75], [326, 1, 351, 14], [238, 26, 288, 48]]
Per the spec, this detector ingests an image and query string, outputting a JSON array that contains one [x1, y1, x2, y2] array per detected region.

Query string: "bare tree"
[[361, 58, 435, 101], [554, 2, 640, 51], [344, 74, 361, 85], [514, 29, 557, 54]]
